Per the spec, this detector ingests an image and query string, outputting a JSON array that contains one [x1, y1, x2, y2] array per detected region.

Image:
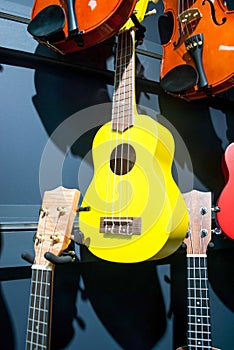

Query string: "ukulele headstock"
[[34, 186, 80, 266], [183, 190, 212, 255]]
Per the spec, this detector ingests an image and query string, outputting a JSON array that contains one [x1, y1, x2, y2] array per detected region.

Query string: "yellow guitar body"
[[79, 113, 189, 263]]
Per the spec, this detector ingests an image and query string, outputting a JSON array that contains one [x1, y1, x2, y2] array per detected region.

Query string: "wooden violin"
[[159, 0, 234, 100], [27, 0, 138, 54]]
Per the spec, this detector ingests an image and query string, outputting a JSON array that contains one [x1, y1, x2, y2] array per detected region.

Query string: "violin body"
[[159, 0, 234, 100], [29, 0, 137, 54], [216, 142, 234, 240]]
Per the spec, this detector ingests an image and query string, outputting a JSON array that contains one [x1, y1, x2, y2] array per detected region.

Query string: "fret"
[[112, 107, 133, 116], [26, 339, 47, 350], [29, 306, 49, 313], [186, 346, 211, 349], [27, 318, 48, 327], [188, 339, 212, 346], [188, 305, 210, 310], [27, 330, 47, 338], [188, 315, 210, 320], [30, 294, 50, 300], [188, 328, 211, 334], [188, 288, 209, 295]]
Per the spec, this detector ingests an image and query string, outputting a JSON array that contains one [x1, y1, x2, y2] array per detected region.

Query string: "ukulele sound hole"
[[110, 143, 136, 175]]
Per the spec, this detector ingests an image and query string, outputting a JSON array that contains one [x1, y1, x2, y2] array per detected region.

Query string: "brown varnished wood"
[[161, 0, 234, 100], [29, 0, 137, 54]]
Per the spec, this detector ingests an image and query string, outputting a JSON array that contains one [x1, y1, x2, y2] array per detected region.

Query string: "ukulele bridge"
[[100, 217, 142, 235]]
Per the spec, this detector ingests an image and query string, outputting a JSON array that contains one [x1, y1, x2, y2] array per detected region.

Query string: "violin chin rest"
[[160, 64, 198, 93], [27, 5, 65, 42]]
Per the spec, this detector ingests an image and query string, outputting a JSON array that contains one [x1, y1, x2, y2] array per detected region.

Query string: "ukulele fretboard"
[[187, 255, 212, 350], [112, 30, 135, 132], [26, 265, 52, 350]]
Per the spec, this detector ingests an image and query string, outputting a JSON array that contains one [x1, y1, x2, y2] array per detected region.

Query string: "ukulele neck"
[[187, 254, 212, 350], [183, 190, 214, 350], [112, 29, 135, 132], [25, 265, 53, 350]]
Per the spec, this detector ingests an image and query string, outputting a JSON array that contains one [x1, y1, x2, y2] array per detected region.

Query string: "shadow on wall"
[[0, 235, 15, 349], [158, 88, 234, 314], [80, 247, 167, 350]]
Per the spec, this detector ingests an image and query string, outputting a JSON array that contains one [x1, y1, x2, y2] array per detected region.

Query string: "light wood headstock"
[[183, 190, 212, 255], [34, 186, 80, 266]]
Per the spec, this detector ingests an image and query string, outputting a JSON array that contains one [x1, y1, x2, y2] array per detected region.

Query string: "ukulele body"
[[217, 142, 234, 240], [79, 113, 188, 263]]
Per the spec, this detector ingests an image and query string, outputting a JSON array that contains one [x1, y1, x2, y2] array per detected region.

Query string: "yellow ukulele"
[[79, 3, 189, 263]]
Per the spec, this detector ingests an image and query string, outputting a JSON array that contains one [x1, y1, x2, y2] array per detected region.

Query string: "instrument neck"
[[112, 29, 135, 132], [187, 255, 212, 350], [25, 265, 53, 350]]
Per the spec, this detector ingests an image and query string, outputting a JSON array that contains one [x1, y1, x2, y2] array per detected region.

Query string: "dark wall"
[[0, 1, 234, 349]]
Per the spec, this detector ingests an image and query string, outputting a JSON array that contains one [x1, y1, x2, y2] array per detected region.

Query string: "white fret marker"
[[198, 341, 201, 345], [198, 318, 201, 322], [197, 301, 200, 305]]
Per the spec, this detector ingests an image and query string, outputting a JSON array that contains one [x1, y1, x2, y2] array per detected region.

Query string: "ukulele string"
[[30, 209, 48, 349], [105, 31, 121, 231], [112, 31, 123, 227], [41, 208, 63, 348], [126, 29, 135, 230], [119, 29, 129, 228], [186, 193, 197, 348], [198, 195, 210, 349], [118, 30, 125, 226]]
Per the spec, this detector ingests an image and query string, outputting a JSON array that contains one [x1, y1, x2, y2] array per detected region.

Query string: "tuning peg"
[[145, 9, 157, 17], [212, 206, 220, 213]]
